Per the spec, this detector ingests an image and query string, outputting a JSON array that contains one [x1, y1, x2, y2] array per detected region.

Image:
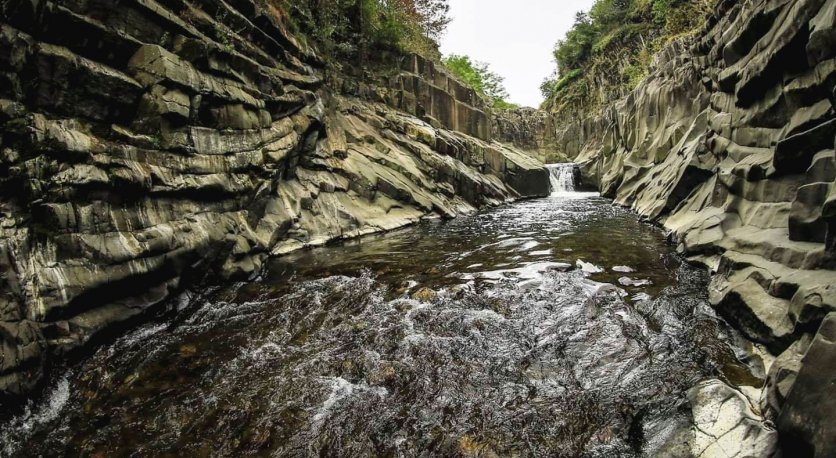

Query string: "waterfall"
[[547, 163, 577, 195]]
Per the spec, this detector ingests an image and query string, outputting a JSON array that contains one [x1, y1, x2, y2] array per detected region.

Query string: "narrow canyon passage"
[[2, 176, 772, 456], [1, 0, 835, 455]]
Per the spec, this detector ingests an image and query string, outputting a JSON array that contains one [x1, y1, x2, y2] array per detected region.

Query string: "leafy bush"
[[652, 0, 680, 24], [442, 54, 516, 109], [493, 99, 520, 110], [590, 0, 633, 26], [542, 0, 714, 114], [592, 23, 650, 54], [277, 0, 450, 59], [540, 69, 583, 100], [553, 12, 597, 76], [555, 69, 584, 92]]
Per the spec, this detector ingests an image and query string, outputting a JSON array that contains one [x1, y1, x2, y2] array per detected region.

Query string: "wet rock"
[[446, 284, 469, 299], [545, 262, 573, 272], [546, 0, 836, 447], [458, 435, 499, 458], [611, 265, 635, 273], [367, 365, 396, 385], [576, 260, 604, 274], [617, 277, 652, 287], [179, 344, 198, 358], [410, 287, 437, 302]]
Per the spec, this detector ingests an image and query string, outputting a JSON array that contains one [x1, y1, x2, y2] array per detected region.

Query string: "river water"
[[1, 165, 765, 457]]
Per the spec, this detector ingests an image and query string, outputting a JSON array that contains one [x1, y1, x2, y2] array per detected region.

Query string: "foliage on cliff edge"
[[275, 1, 518, 110], [443, 55, 518, 109], [275, 0, 450, 61], [541, 0, 714, 116]]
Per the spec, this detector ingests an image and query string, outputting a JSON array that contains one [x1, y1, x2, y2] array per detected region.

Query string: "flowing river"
[[1, 165, 767, 457]]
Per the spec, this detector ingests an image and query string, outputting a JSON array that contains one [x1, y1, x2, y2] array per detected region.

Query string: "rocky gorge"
[[0, 0, 834, 456], [0, 0, 549, 407]]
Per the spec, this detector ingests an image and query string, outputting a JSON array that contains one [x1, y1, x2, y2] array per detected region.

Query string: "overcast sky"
[[439, 0, 596, 108]]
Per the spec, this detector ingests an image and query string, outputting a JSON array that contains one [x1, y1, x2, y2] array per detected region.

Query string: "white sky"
[[439, 0, 597, 108]]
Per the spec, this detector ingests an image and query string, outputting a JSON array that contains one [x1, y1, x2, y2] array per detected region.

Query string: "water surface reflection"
[[2, 193, 762, 457]]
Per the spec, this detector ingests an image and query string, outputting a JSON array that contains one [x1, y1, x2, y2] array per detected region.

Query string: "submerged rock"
[[612, 265, 635, 273], [410, 287, 438, 302], [617, 277, 652, 287]]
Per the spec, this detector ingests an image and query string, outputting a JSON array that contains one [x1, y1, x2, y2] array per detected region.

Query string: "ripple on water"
[[1, 196, 765, 456], [1, 373, 71, 456]]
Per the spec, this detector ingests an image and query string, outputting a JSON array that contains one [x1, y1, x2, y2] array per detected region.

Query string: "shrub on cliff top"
[[278, 0, 450, 60], [541, 0, 714, 114], [442, 55, 517, 109]]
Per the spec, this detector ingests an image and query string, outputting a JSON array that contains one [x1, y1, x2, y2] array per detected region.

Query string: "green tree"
[[279, 0, 451, 59], [553, 12, 598, 76], [442, 54, 516, 109], [412, 0, 451, 40], [590, 0, 632, 26], [542, 0, 713, 113]]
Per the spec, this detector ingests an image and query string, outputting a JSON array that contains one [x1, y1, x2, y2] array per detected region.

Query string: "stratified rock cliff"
[[492, 107, 565, 163], [551, 0, 836, 454], [0, 0, 548, 405]]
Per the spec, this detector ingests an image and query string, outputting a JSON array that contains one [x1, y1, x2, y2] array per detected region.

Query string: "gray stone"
[[777, 313, 836, 457], [542, 1, 836, 451], [688, 379, 778, 458]]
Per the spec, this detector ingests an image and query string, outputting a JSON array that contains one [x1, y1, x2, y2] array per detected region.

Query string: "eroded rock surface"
[[0, 1, 547, 405], [549, 0, 836, 453], [492, 107, 566, 163]]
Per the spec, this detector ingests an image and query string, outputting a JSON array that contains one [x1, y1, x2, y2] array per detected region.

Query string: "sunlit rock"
[[688, 379, 777, 458]]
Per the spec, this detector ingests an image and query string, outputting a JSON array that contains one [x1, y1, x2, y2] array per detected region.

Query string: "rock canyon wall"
[[2, 0, 835, 453], [0, 0, 548, 406], [550, 0, 836, 453]]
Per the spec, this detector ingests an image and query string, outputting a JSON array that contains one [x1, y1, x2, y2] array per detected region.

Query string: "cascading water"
[[547, 163, 577, 194], [547, 163, 598, 199]]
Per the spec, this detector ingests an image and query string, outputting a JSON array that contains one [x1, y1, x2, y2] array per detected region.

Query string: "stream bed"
[[1, 167, 770, 457]]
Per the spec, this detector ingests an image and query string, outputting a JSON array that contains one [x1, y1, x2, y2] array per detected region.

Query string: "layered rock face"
[[492, 107, 565, 163], [552, 0, 836, 453], [0, 1, 547, 405]]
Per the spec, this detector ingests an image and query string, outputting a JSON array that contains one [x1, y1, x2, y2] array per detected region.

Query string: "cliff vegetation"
[[275, 0, 450, 60], [540, 0, 714, 116], [442, 55, 517, 109]]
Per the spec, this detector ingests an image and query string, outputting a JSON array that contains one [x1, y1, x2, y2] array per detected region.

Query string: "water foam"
[[1, 373, 71, 456]]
